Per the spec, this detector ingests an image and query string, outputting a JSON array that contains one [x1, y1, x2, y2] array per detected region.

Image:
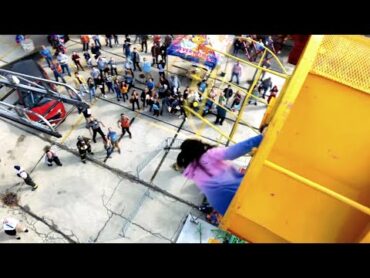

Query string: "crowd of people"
[[3, 35, 282, 240]]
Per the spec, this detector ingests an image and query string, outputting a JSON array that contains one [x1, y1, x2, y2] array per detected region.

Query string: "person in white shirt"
[[14, 165, 38, 190], [57, 52, 71, 76], [3, 217, 28, 240]]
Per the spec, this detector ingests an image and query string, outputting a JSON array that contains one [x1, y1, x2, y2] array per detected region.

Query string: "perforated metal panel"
[[311, 35, 370, 94]]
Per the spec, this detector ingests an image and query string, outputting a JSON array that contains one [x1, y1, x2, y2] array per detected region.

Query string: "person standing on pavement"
[[259, 77, 273, 99], [92, 35, 101, 48], [14, 165, 38, 191], [80, 35, 90, 51], [141, 35, 148, 53], [229, 61, 242, 85], [91, 43, 101, 60], [131, 48, 142, 72], [113, 79, 122, 101], [50, 60, 66, 83], [151, 43, 161, 66], [142, 58, 152, 80], [157, 59, 165, 78], [76, 136, 94, 164], [87, 117, 107, 144], [124, 70, 134, 91], [152, 99, 161, 117], [90, 66, 100, 86], [103, 138, 114, 163], [117, 113, 132, 140], [146, 78, 155, 93], [123, 37, 131, 59], [120, 82, 129, 102], [108, 57, 118, 76], [87, 78, 96, 102], [170, 75, 181, 94], [97, 56, 108, 79], [95, 75, 106, 98], [71, 51, 84, 71], [105, 35, 113, 48], [267, 85, 278, 104], [40, 45, 53, 67], [223, 85, 234, 104], [83, 51, 92, 68], [214, 95, 227, 126], [43, 145, 63, 167], [113, 35, 119, 46], [130, 89, 140, 111], [79, 104, 92, 123], [74, 71, 88, 97], [107, 127, 121, 154], [57, 52, 71, 76], [2, 217, 28, 240], [104, 74, 114, 94]]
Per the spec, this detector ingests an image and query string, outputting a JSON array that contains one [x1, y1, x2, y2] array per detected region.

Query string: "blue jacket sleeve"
[[223, 134, 263, 160]]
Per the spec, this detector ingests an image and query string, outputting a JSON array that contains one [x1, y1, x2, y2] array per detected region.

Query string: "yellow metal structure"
[[220, 35, 370, 243]]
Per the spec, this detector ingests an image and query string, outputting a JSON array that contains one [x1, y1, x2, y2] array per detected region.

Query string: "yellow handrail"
[[264, 160, 370, 216], [183, 105, 237, 144]]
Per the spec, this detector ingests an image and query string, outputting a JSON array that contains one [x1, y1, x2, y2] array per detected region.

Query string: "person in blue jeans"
[[107, 127, 121, 154], [40, 45, 53, 67], [87, 78, 96, 102], [113, 79, 122, 101], [50, 61, 66, 83]]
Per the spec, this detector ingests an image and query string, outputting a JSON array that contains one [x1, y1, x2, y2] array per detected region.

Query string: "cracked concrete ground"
[[0, 35, 292, 243]]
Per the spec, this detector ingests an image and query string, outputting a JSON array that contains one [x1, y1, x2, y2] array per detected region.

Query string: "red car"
[[3, 53, 66, 126]]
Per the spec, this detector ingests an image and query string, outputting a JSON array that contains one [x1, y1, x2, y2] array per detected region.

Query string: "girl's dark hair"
[[177, 139, 215, 176]]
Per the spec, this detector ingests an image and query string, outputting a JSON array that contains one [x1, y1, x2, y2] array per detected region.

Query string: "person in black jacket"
[[141, 35, 148, 53], [131, 48, 142, 71], [76, 136, 94, 164], [91, 43, 101, 59]]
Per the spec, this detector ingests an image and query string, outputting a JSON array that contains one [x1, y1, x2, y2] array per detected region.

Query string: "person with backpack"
[[76, 136, 94, 164], [107, 127, 121, 154], [87, 117, 107, 144], [117, 113, 132, 140], [43, 145, 63, 167], [14, 165, 38, 191], [131, 47, 142, 71]]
